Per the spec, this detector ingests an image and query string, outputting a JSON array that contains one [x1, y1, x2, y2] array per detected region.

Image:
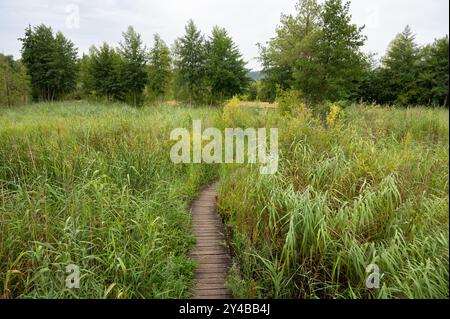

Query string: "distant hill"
[[247, 71, 266, 81]]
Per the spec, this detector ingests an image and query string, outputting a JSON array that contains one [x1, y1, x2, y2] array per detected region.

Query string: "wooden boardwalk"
[[190, 183, 232, 299]]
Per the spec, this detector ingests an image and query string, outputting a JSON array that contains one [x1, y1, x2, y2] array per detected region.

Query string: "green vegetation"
[[79, 27, 149, 106], [19, 25, 78, 101], [0, 0, 448, 301], [258, 0, 449, 107], [79, 43, 124, 101], [0, 102, 219, 298], [118, 27, 149, 106], [218, 103, 449, 299], [146, 35, 173, 102], [205, 27, 250, 103], [259, 0, 368, 103], [0, 54, 30, 107], [360, 27, 449, 106], [2, 0, 447, 108], [173, 20, 249, 104], [1, 101, 447, 299]]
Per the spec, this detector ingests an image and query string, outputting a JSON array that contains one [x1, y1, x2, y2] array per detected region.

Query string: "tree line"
[[5, 20, 249, 107], [0, 0, 448, 108], [256, 0, 448, 107], [360, 26, 449, 106]]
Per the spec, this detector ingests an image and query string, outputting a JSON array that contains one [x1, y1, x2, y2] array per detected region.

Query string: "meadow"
[[0, 102, 219, 298], [0, 101, 448, 299], [219, 103, 449, 299]]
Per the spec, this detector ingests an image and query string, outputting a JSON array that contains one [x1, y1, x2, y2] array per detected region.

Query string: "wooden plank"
[[191, 250, 228, 255], [197, 258, 231, 264], [193, 279, 228, 286], [192, 203, 216, 208], [195, 283, 226, 292], [191, 250, 228, 256], [192, 295, 231, 300], [195, 274, 228, 281]]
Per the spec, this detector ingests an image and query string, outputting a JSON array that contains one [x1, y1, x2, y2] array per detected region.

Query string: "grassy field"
[[0, 101, 448, 299], [0, 101, 219, 298], [218, 104, 449, 299]]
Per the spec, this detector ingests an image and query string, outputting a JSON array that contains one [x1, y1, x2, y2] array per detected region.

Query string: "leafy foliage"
[[80, 43, 124, 101], [316, 0, 367, 101], [0, 102, 218, 298], [147, 34, 172, 102], [259, 0, 367, 104], [0, 54, 31, 107], [19, 25, 77, 101], [206, 27, 250, 103], [359, 28, 449, 106], [119, 26, 148, 106], [219, 105, 449, 299], [258, 1, 448, 107], [173, 20, 208, 104]]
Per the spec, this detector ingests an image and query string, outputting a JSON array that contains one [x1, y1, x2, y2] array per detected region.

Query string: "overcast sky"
[[0, 0, 448, 70]]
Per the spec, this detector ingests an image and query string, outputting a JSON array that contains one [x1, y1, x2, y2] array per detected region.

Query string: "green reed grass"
[[0, 101, 219, 298], [218, 105, 449, 299]]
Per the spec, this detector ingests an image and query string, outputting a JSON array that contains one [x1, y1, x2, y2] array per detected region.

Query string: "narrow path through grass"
[[190, 183, 232, 299]]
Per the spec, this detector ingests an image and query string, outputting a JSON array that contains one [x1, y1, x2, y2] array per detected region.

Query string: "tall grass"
[[218, 105, 449, 299], [1, 101, 448, 299], [0, 101, 219, 298]]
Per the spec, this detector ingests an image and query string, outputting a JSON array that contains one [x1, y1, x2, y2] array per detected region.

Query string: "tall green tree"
[[147, 34, 172, 101], [119, 26, 148, 106], [358, 31, 449, 106], [259, 0, 322, 102], [291, 0, 323, 104], [81, 43, 125, 101], [49, 32, 78, 99], [316, 0, 367, 101], [259, 0, 367, 103], [206, 26, 249, 103], [381, 25, 421, 105], [174, 20, 207, 104], [416, 36, 449, 106], [19, 24, 78, 101]]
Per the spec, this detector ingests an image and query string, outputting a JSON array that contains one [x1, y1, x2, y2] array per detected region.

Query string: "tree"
[[147, 34, 172, 101], [205, 26, 249, 103], [0, 54, 31, 107], [78, 53, 94, 98], [259, 0, 367, 104], [19, 24, 78, 101], [358, 30, 449, 107], [259, 0, 322, 102], [316, 0, 367, 101], [174, 20, 207, 104], [289, 0, 323, 104], [416, 36, 449, 106], [81, 43, 125, 101], [119, 26, 148, 106], [381, 25, 421, 105], [49, 32, 78, 99], [358, 62, 394, 105]]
